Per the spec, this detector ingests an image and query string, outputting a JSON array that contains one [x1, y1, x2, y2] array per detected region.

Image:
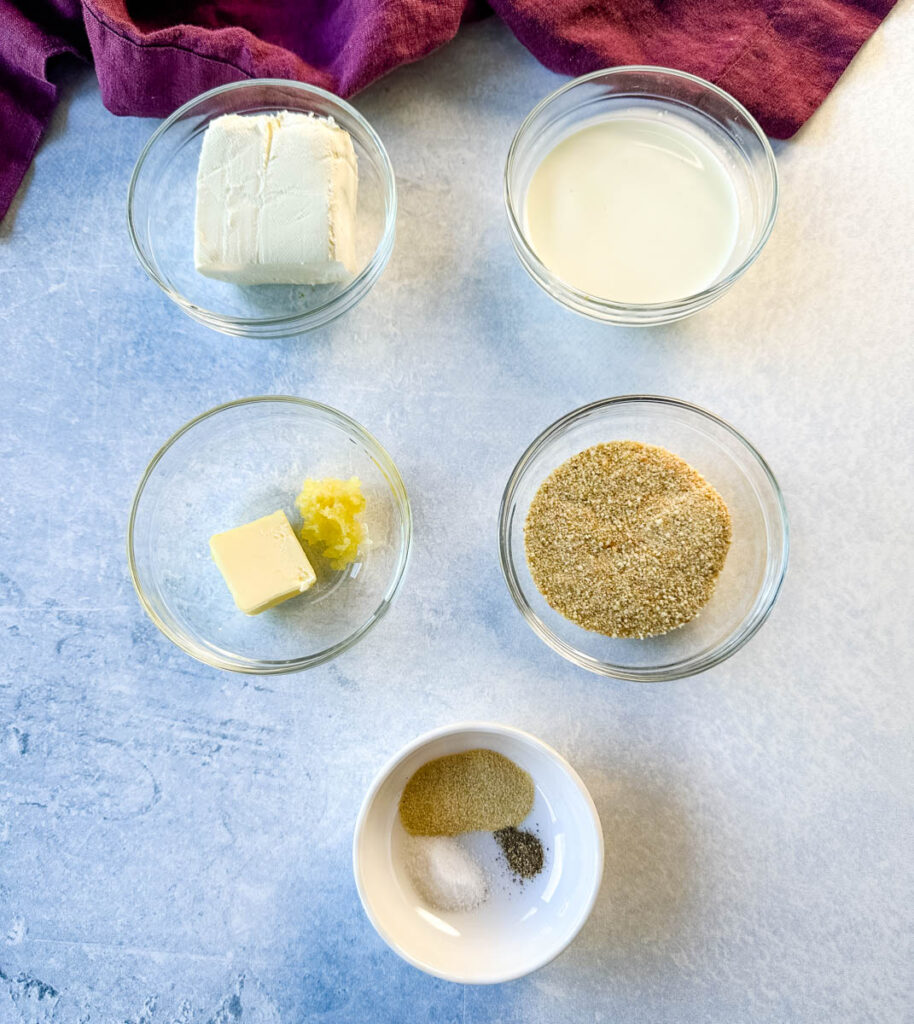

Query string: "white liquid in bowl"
[[524, 117, 739, 305]]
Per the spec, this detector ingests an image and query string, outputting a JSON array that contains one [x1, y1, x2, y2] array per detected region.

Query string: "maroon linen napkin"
[[0, 0, 897, 223], [0, 1, 86, 220]]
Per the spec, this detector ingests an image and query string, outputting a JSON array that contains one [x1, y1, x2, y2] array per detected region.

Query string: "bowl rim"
[[497, 395, 790, 682], [503, 65, 779, 323], [352, 720, 605, 985], [126, 395, 412, 674], [126, 78, 397, 337]]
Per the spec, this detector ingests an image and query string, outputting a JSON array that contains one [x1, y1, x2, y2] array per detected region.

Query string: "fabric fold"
[[0, 0, 87, 222]]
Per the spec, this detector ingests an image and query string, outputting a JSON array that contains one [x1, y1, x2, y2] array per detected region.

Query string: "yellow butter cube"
[[209, 510, 316, 615]]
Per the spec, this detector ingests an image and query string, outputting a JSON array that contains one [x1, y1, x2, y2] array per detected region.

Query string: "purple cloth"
[[0, 0, 898, 222], [0, 1, 85, 218]]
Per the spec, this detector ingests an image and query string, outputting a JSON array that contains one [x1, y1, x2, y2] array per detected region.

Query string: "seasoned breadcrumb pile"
[[524, 441, 732, 638]]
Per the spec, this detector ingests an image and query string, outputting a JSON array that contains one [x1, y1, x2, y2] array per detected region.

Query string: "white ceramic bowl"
[[353, 723, 604, 984]]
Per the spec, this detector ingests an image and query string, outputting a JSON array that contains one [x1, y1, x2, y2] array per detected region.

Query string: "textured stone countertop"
[[1, 9, 912, 1024]]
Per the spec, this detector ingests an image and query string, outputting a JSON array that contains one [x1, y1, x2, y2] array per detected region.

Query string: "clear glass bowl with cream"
[[504, 67, 778, 325], [128, 80, 396, 338]]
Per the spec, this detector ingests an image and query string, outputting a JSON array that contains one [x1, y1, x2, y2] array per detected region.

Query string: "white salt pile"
[[404, 835, 488, 912]]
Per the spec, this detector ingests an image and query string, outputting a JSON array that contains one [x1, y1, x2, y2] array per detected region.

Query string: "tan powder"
[[524, 441, 731, 638], [398, 749, 534, 836]]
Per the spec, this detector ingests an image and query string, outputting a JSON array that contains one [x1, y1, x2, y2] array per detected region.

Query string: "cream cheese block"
[[209, 509, 316, 616], [194, 111, 358, 286]]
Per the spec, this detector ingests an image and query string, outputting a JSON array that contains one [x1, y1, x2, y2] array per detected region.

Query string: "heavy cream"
[[524, 117, 739, 305]]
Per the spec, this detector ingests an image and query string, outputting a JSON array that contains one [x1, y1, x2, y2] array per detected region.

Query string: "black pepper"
[[494, 827, 544, 881]]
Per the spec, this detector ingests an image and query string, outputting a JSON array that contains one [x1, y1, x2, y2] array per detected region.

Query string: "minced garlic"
[[294, 476, 366, 570]]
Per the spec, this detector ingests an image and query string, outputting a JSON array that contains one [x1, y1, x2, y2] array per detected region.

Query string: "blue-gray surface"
[[2, 15, 913, 1024]]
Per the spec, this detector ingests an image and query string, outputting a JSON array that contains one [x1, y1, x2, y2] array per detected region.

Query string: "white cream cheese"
[[194, 111, 358, 286]]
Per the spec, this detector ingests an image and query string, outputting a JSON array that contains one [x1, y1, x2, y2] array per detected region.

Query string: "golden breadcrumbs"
[[524, 441, 731, 638]]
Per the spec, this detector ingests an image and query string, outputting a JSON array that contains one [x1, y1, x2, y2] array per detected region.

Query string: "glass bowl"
[[504, 67, 778, 326], [128, 80, 396, 338], [128, 397, 411, 673], [498, 396, 789, 681]]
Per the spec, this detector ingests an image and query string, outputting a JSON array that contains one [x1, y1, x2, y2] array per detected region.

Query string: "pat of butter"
[[194, 111, 358, 285], [210, 510, 316, 615]]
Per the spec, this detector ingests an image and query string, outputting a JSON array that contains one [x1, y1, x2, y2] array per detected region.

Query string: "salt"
[[404, 835, 488, 912]]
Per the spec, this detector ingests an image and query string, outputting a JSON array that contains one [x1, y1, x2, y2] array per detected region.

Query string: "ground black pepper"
[[494, 827, 544, 880]]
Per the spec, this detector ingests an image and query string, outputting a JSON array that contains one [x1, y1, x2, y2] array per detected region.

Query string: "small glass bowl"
[[504, 67, 778, 326], [127, 80, 396, 338], [498, 396, 789, 681], [128, 397, 411, 673]]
